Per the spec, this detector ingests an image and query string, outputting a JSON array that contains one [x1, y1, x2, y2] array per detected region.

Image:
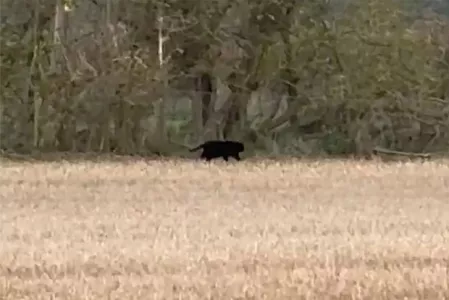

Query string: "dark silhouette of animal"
[[189, 140, 244, 161]]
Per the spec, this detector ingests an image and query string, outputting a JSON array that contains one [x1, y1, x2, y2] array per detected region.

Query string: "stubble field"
[[0, 157, 448, 300]]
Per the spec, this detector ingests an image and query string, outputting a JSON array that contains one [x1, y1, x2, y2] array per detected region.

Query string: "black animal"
[[190, 140, 244, 161]]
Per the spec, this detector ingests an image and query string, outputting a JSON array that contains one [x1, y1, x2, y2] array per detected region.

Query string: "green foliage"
[[1, 0, 449, 157], [321, 131, 353, 155]]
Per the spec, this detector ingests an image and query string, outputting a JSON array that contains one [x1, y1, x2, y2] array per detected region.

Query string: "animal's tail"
[[189, 144, 204, 152]]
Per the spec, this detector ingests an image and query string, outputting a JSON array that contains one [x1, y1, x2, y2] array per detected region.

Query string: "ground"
[[0, 157, 448, 299]]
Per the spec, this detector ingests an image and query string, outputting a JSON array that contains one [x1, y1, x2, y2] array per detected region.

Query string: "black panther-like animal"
[[190, 140, 244, 161]]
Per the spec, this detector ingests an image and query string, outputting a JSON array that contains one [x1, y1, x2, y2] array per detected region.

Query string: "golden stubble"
[[0, 158, 448, 299]]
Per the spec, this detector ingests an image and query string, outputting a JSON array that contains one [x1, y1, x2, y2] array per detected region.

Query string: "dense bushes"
[[1, 0, 448, 157]]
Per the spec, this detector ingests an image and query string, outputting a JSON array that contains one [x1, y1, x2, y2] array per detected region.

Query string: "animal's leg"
[[232, 153, 241, 161], [200, 152, 208, 160]]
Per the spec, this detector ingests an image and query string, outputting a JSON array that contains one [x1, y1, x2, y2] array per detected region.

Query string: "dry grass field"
[[0, 157, 448, 300]]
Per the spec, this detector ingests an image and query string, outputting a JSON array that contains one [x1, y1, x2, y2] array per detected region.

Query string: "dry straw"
[[0, 158, 448, 299]]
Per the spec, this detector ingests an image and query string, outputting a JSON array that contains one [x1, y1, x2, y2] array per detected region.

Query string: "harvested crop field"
[[0, 157, 448, 300]]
